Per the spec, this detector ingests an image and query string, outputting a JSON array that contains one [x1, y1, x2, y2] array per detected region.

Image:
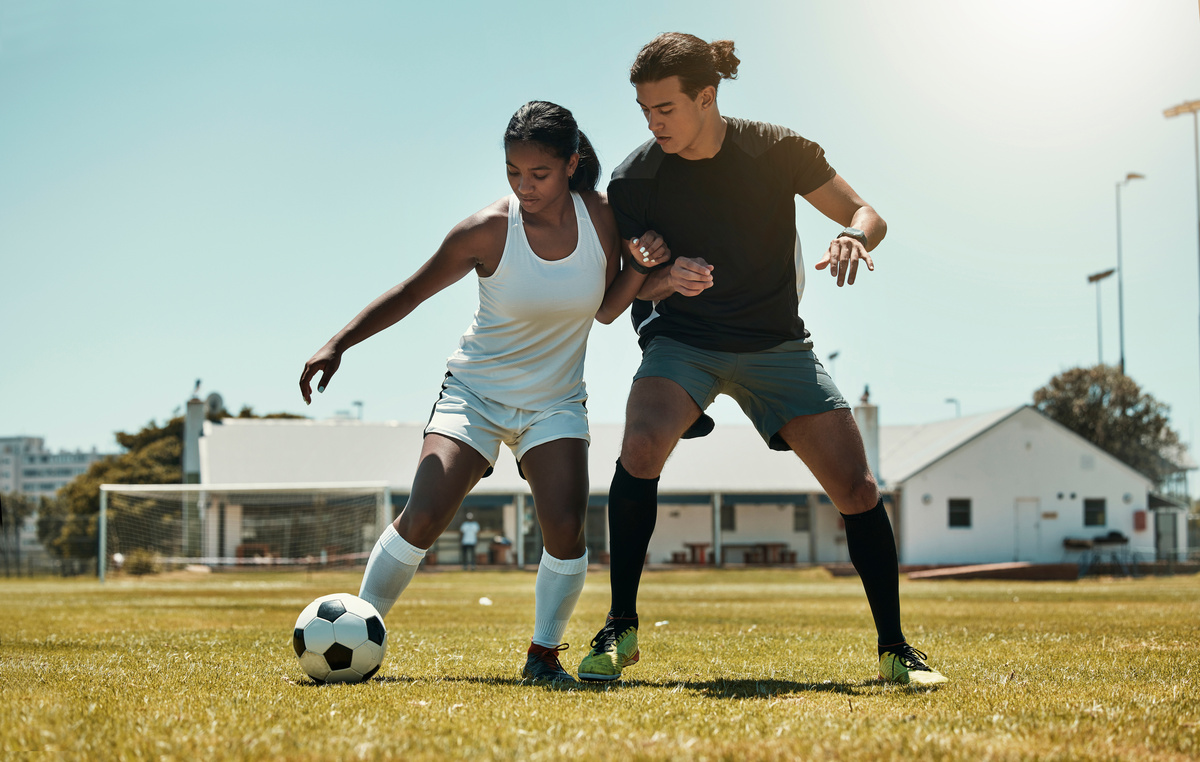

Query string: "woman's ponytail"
[[570, 131, 600, 192]]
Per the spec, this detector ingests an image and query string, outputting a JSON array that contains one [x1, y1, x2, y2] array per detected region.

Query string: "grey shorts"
[[633, 336, 849, 451]]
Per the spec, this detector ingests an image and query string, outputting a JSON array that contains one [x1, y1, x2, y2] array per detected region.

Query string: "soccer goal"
[[98, 482, 391, 582]]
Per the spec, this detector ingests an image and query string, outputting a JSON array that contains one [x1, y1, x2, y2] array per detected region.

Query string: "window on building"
[[948, 498, 972, 528], [1084, 498, 1106, 527], [793, 503, 810, 532], [720, 502, 735, 531]]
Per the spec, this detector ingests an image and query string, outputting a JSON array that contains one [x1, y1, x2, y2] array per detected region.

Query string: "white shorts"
[[424, 374, 590, 478]]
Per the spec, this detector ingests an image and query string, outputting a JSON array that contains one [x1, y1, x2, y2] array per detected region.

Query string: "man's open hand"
[[815, 236, 874, 287]]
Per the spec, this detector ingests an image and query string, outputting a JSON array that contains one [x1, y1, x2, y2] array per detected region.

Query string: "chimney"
[[182, 395, 205, 484], [853, 385, 882, 487]]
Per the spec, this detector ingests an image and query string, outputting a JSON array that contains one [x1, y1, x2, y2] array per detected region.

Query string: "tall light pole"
[[1115, 172, 1144, 375], [826, 350, 840, 379], [1087, 268, 1116, 365], [1164, 99, 1200, 417], [945, 397, 960, 418]]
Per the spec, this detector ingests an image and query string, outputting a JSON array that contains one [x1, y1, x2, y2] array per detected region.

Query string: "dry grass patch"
[[1, 569, 1197, 760]]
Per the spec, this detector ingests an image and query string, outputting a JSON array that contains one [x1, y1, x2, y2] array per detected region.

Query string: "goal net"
[[98, 482, 390, 580]]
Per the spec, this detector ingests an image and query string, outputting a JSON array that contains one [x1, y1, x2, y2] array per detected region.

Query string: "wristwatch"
[[837, 227, 868, 247]]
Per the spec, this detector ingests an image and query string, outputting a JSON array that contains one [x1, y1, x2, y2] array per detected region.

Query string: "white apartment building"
[[1, 436, 113, 563], [0, 436, 110, 498]]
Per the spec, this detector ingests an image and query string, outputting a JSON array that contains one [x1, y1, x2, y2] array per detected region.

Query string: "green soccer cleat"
[[522, 643, 577, 684], [578, 619, 639, 682], [878, 644, 949, 686]]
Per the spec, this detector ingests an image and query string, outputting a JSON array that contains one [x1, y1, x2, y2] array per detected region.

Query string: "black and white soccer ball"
[[292, 593, 387, 684]]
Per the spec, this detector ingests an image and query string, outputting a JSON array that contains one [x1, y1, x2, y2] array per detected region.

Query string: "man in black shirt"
[[578, 33, 947, 687]]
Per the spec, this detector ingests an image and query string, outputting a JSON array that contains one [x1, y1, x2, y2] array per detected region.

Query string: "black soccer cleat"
[[522, 642, 577, 684]]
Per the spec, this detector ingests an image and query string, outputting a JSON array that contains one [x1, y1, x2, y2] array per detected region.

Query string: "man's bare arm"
[[804, 174, 887, 287]]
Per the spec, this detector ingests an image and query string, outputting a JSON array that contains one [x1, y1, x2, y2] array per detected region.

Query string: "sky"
[[3, 1, 1200, 488]]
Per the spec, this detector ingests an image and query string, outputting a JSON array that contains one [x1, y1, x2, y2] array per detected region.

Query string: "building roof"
[[201, 404, 1180, 496], [879, 406, 1024, 484], [200, 418, 826, 496]]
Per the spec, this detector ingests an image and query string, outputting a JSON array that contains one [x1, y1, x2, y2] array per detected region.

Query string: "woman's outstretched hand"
[[300, 345, 342, 405]]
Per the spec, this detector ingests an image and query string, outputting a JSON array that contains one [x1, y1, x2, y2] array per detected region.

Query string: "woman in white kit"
[[298, 101, 669, 683]]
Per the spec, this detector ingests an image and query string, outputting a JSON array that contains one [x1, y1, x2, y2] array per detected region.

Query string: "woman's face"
[[505, 141, 578, 215]]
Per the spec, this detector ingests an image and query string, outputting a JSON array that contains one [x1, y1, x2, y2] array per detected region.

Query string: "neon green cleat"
[[577, 620, 639, 682], [879, 644, 948, 686]]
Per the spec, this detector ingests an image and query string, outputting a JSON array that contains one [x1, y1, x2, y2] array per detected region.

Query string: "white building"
[[884, 407, 1187, 567], [2, 436, 113, 563], [196, 404, 1190, 569], [0, 436, 110, 498]]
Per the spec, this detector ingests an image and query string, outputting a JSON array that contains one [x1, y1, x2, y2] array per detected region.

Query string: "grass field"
[[2, 568, 1198, 761]]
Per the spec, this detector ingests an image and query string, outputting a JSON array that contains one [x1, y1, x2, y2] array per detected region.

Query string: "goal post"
[[98, 482, 391, 582]]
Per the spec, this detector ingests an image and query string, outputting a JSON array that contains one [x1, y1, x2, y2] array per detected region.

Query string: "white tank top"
[[445, 192, 608, 410]]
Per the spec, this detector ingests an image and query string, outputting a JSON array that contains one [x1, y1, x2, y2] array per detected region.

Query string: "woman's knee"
[[536, 503, 585, 557], [542, 504, 585, 541], [395, 505, 452, 549]]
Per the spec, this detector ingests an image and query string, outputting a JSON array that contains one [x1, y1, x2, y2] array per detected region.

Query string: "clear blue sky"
[[3, 1, 1200, 485]]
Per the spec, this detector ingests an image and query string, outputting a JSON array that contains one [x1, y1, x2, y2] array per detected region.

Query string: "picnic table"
[[721, 542, 793, 565]]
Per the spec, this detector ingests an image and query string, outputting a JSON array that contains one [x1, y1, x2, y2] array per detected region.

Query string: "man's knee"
[[619, 424, 675, 479], [838, 470, 881, 515]]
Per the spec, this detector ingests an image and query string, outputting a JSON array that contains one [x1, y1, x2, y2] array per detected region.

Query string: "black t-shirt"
[[608, 117, 836, 352]]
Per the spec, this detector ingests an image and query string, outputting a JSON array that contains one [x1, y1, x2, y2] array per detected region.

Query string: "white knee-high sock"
[[358, 524, 426, 618], [531, 550, 588, 647]]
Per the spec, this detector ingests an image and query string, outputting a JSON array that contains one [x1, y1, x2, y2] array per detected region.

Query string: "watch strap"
[[627, 253, 654, 275], [837, 227, 868, 246]]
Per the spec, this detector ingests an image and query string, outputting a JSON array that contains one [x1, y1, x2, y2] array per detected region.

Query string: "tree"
[[1033, 365, 1182, 484], [43, 407, 309, 571], [235, 405, 306, 420], [41, 420, 183, 566]]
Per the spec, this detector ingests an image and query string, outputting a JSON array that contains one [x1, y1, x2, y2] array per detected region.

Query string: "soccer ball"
[[292, 593, 387, 683]]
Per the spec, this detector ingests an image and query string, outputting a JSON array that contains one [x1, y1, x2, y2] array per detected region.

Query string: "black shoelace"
[[888, 644, 932, 671], [590, 623, 632, 652]]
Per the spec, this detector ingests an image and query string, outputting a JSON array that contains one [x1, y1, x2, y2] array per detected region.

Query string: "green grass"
[[2, 569, 1198, 761]]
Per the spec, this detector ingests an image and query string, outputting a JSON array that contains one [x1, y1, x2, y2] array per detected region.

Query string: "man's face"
[[635, 76, 712, 158]]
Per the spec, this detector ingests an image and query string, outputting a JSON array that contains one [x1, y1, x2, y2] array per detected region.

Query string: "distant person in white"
[[459, 513, 481, 571], [299, 101, 669, 684]]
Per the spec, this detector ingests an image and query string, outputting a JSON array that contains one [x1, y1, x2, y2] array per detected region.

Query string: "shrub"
[[123, 548, 161, 576]]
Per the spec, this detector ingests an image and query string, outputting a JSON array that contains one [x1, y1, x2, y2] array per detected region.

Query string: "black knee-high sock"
[[607, 459, 658, 619], [842, 498, 905, 647]]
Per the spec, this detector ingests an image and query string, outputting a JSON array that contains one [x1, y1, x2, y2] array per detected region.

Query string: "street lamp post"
[[1087, 268, 1116, 365], [1115, 172, 1144, 375], [826, 350, 840, 380], [945, 398, 960, 418], [1164, 99, 1200, 415]]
